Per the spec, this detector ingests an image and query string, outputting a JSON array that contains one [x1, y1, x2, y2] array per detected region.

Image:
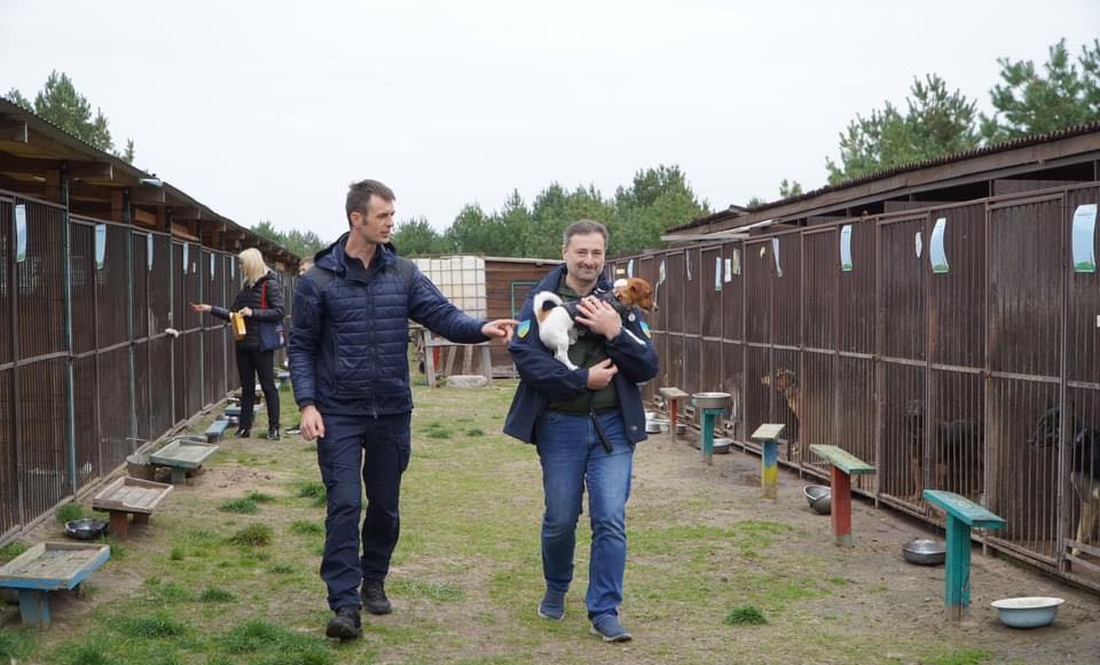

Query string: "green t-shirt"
[[545, 281, 619, 414]]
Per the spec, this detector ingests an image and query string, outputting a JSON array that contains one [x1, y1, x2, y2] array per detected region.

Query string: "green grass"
[[229, 523, 273, 547], [0, 540, 28, 562], [724, 605, 767, 625], [0, 628, 34, 662], [56, 502, 84, 523], [53, 636, 119, 665], [927, 649, 993, 665], [219, 498, 260, 514], [290, 520, 324, 536], [465, 428, 485, 437], [117, 614, 188, 638], [248, 491, 276, 503], [217, 620, 335, 664], [199, 587, 236, 603]]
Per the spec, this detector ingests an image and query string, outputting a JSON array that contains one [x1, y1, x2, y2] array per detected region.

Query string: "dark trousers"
[[318, 412, 412, 611], [235, 347, 279, 430]]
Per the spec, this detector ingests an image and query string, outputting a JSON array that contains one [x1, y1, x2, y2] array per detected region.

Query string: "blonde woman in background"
[[191, 247, 284, 439]]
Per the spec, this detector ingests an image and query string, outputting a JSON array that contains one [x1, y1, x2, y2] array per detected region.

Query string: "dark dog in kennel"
[[1029, 405, 1100, 558], [904, 401, 985, 501]]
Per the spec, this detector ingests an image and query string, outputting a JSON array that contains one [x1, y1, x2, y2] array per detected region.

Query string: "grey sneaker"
[[361, 579, 392, 615], [537, 590, 566, 621], [590, 614, 632, 642]]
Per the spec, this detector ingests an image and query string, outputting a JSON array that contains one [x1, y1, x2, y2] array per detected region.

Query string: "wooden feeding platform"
[[150, 438, 219, 484], [91, 476, 173, 538], [0, 542, 110, 625]]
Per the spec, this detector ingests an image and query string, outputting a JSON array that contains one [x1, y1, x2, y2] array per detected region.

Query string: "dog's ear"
[[774, 370, 795, 392], [760, 373, 772, 387]]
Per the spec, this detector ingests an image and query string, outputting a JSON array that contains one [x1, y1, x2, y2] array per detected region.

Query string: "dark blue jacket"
[[210, 270, 284, 351], [503, 265, 659, 445], [289, 233, 488, 417]]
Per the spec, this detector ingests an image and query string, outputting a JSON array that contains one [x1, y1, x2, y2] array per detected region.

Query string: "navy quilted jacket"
[[289, 233, 489, 417]]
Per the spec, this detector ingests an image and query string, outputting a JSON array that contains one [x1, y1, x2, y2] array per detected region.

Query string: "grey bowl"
[[712, 437, 733, 454], [65, 518, 109, 541], [803, 485, 831, 515], [990, 597, 1064, 628], [692, 392, 731, 410], [902, 538, 946, 566]]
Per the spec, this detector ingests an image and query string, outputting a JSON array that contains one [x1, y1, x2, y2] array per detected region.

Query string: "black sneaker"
[[234, 427, 251, 438], [267, 427, 280, 441], [285, 424, 302, 435], [325, 607, 361, 640], [361, 579, 392, 615]]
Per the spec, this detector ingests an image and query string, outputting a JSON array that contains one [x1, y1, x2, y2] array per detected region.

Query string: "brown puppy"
[[760, 369, 801, 421], [613, 277, 656, 313]]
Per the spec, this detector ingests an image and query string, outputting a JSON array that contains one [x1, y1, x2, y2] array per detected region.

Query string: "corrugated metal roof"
[[672, 119, 1100, 232]]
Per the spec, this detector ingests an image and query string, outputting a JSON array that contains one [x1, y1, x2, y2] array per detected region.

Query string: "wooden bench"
[[92, 476, 173, 538], [658, 387, 690, 444], [810, 445, 876, 547], [150, 438, 219, 484], [923, 490, 1006, 620], [0, 542, 110, 625], [751, 423, 786, 499], [205, 419, 230, 442]]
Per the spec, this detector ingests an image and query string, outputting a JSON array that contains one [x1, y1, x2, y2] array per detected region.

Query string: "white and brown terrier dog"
[[534, 277, 656, 369]]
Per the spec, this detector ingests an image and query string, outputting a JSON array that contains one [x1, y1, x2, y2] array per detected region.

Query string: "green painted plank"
[[809, 445, 876, 475], [923, 490, 1005, 529]]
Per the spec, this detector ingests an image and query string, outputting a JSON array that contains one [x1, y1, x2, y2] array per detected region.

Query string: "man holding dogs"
[[504, 219, 659, 642]]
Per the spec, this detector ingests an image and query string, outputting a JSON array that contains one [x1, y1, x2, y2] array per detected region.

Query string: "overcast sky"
[[2, 1, 1097, 244]]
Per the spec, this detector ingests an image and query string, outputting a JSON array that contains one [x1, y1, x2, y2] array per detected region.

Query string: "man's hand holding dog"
[[587, 358, 618, 389], [576, 297, 622, 340]]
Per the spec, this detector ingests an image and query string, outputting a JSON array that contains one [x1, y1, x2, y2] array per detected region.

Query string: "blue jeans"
[[317, 412, 411, 611], [536, 410, 633, 621]]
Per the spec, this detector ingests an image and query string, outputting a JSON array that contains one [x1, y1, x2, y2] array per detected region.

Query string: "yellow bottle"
[[231, 312, 247, 341]]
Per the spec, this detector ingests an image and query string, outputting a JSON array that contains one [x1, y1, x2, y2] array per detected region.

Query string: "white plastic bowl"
[[990, 597, 1064, 628]]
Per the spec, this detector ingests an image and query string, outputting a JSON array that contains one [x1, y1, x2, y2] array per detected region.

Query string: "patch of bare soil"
[[637, 433, 1100, 665]]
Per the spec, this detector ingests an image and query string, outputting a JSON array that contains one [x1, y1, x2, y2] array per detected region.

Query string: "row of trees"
[[391, 165, 710, 259], [249, 221, 327, 259], [6, 71, 135, 162], [823, 38, 1100, 186]]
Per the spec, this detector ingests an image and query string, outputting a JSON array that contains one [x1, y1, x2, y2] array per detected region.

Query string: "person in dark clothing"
[[504, 219, 658, 643], [284, 258, 313, 437], [289, 179, 517, 640], [191, 247, 284, 440]]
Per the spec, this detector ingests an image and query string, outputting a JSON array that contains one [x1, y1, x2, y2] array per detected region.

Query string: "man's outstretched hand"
[[482, 319, 519, 343]]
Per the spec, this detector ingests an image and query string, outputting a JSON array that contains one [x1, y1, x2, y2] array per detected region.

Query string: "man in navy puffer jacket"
[[289, 179, 516, 640]]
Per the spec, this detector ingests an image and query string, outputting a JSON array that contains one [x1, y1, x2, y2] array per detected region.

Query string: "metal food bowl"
[[692, 392, 731, 410], [712, 437, 734, 454], [803, 485, 832, 515], [65, 518, 109, 541], [649, 417, 670, 433], [990, 597, 1064, 628], [902, 538, 946, 566]]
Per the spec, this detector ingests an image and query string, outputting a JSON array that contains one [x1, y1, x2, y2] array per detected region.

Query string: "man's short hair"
[[346, 179, 396, 225], [562, 219, 608, 247]]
